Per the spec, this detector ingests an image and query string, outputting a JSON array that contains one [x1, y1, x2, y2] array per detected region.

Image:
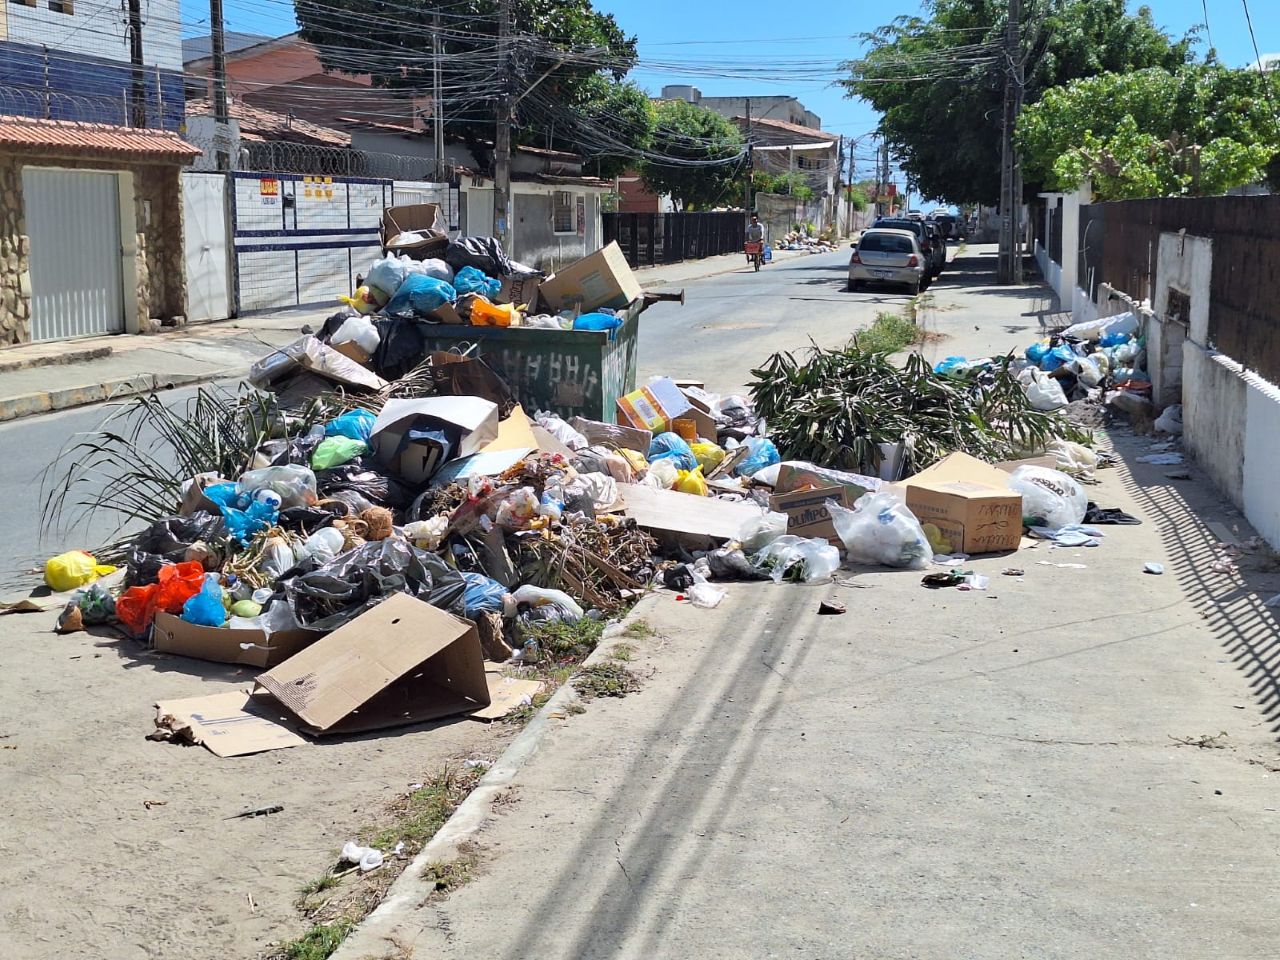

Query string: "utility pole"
[[433, 11, 444, 171], [998, 0, 1023, 284], [836, 134, 844, 236], [744, 97, 753, 212], [493, 0, 513, 243], [878, 137, 890, 217], [210, 0, 231, 170], [125, 0, 146, 127]]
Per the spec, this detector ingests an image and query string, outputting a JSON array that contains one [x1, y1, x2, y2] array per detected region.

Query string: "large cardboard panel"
[[470, 665, 545, 722], [769, 486, 854, 545], [619, 483, 763, 544], [569, 417, 652, 454], [256, 594, 490, 735], [774, 463, 880, 500], [152, 612, 320, 669], [539, 242, 642, 313], [152, 690, 308, 758]]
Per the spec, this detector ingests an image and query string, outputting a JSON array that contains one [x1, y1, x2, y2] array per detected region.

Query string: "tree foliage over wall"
[[840, 0, 1196, 205], [638, 100, 745, 211]]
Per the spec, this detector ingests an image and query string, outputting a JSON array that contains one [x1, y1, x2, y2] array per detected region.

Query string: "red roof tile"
[[0, 116, 202, 161], [733, 115, 839, 142]]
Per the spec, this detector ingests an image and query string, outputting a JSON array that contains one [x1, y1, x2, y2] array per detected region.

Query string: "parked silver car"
[[848, 228, 927, 294]]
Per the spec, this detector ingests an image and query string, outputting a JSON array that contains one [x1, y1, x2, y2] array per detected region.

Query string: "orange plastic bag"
[[116, 584, 159, 637], [469, 298, 522, 327], [154, 561, 206, 614]]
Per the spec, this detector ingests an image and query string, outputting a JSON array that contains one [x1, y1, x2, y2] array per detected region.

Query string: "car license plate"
[[872, 269, 892, 279]]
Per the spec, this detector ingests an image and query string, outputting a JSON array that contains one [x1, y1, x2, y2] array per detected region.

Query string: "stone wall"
[[0, 151, 188, 346], [0, 155, 33, 345]]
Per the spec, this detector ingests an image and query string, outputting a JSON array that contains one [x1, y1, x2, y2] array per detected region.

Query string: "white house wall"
[[4, 0, 183, 69]]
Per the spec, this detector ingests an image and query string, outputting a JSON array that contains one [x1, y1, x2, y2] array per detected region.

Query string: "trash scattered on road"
[[1144, 562, 1165, 575], [28, 222, 1165, 763]]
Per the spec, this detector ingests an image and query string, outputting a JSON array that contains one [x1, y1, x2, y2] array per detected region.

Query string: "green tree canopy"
[[638, 100, 745, 211], [840, 0, 1197, 205], [296, 0, 647, 171], [1017, 65, 1280, 199]]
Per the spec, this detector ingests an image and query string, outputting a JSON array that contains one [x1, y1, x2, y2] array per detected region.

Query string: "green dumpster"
[[417, 301, 642, 421]]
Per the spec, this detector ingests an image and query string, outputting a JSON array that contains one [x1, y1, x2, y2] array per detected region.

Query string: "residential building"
[[0, 117, 201, 344], [0, 0, 184, 130], [659, 85, 821, 130]]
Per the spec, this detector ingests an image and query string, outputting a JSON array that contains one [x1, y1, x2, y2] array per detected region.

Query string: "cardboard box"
[[539, 242, 643, 313], [256, 593, 490, 736], [769, 486, 854, 545], [153, 690, 309, 758], [427, 301, 464, 325], [432, 405, 540, 483], [497, 275, 542, 311], [382, 203, 448, 258], [899, 453, 1022, 555], [152, 612, 320, 668], [329, 339, 371, 367], [774, 463, 880, 500], [619, 482, 764, 547], [371, 396, 500, 484], [249, 335, 388, 394], [570, 416, 652, 454], [617, 377, 716, 439]]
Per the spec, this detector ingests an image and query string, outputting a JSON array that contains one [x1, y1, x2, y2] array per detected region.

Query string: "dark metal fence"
[[1078, 194, 1280, 384], [602, 212, 745, 267], [1048, 197, 1063, 265]]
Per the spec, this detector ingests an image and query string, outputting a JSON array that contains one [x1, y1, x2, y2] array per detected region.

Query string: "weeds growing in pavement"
[[574, 662, 642, 700]]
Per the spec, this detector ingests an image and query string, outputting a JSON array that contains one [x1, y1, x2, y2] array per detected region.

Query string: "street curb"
[[0, 343, 113, 375], [0, 368, 239, 423], [331, 593, 662, 960]]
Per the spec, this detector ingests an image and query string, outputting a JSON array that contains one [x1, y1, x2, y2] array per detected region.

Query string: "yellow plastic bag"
[[44, 551, 116, 592], [338, 285, 379, 315], [619, 448, 649, 475], [690, 441, 726, 473], [674, 465, 708, 497]]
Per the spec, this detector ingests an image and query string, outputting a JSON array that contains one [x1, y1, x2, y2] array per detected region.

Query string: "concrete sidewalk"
[[0, 249, 816, 422], [334, 433, 1280, 960]]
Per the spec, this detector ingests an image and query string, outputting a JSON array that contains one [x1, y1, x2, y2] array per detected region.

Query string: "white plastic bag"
[[1154, 403, 1184, 435], [512, 584, 584, 621], [1020, 367, 1068, 411], [576, 471, 619, 511], [1007, 464, 1087, 529], [366, 254, 410, 301], [236, 464, 317, 509], [1048, 439, 1098, 478], [533, 411, 588, 450], [640, 458, 679, 490], [296, 527, 345, 565], [1061, 310, 1139, 342], [738, 511, 789, 552], [417, 258, 454, 283], [749, 535, 841, 583], [1075, 354, 1104, 388], [829, 492, 932, 569], [332, 314, 380, 353]]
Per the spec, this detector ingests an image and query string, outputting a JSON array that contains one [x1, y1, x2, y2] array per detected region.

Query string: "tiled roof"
[[0, 116, 202, 161], [734, 115, 839, 141], [186, 98, 350, 147]]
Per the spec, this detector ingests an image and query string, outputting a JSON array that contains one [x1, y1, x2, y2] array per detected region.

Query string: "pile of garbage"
[[774, 230, 837, 253], [935, 311, 1172, 428], [40, 226, 1138, 758]]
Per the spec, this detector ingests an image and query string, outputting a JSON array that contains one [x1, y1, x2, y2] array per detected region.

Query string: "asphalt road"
[[0, 383, 208, 595], [635, 248, 917, 394]]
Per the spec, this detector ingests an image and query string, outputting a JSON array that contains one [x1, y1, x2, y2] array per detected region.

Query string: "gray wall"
[[513, 193, 590, 270]]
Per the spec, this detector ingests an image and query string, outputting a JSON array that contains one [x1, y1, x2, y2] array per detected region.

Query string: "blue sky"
[[186, 0, 1278, 190]]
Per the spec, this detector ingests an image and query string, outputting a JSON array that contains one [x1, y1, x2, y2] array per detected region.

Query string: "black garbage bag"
[[277, 506, 337, 535], [283, 538, 467, 631], [370, 316, 432, 381], [315, 460, 417, 510], [126, 512, 228, 586], [444, 236, 511, 278], [256, 431, 324, 468]]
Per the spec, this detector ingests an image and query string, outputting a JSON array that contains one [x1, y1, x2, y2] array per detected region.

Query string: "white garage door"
[[182, 172, 231, 323], [24, 168, 124, 341]]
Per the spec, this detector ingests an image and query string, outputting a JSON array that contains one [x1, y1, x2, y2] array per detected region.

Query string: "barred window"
[[553, 191, 574, 233]]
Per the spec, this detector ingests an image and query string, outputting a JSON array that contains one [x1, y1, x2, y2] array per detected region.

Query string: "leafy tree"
[[1017, 65, 1280, 199], [638, 100, 745, 211], [752, 170, 815, 201], [296, 0, 644, 170], [840, 0, 1197, 205]]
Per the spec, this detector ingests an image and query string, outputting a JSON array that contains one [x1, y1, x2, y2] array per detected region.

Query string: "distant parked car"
[[848, 228, 927, 295], [874, 217, 944, 278]]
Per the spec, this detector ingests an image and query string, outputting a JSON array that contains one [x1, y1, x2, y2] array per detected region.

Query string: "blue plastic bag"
[[1099, 331, 1131, 348], [461, 572, 509, 618], [453, 265, 501, 299], [934, 356, 968, 375], [325, 408, 376, 443], [733, 437, 781, 477], [384, 274, 457, 319], [366, 254, 409, 301], [182, 579, 226, 627], [204, 482, 278, 544], [763, 245, 773, 263], [572, 312, 622, 333], [1040, 344, 1078, 372], [1025, 342, 1048, 365], [648, 432, 698, 471]]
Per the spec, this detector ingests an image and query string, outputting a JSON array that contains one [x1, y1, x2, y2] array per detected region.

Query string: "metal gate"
[[182, 172, 231, 323], [24, 168, 124, 341]]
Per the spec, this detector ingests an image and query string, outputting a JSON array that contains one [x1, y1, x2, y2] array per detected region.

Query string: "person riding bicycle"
[[746, 214, 766, 244]]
